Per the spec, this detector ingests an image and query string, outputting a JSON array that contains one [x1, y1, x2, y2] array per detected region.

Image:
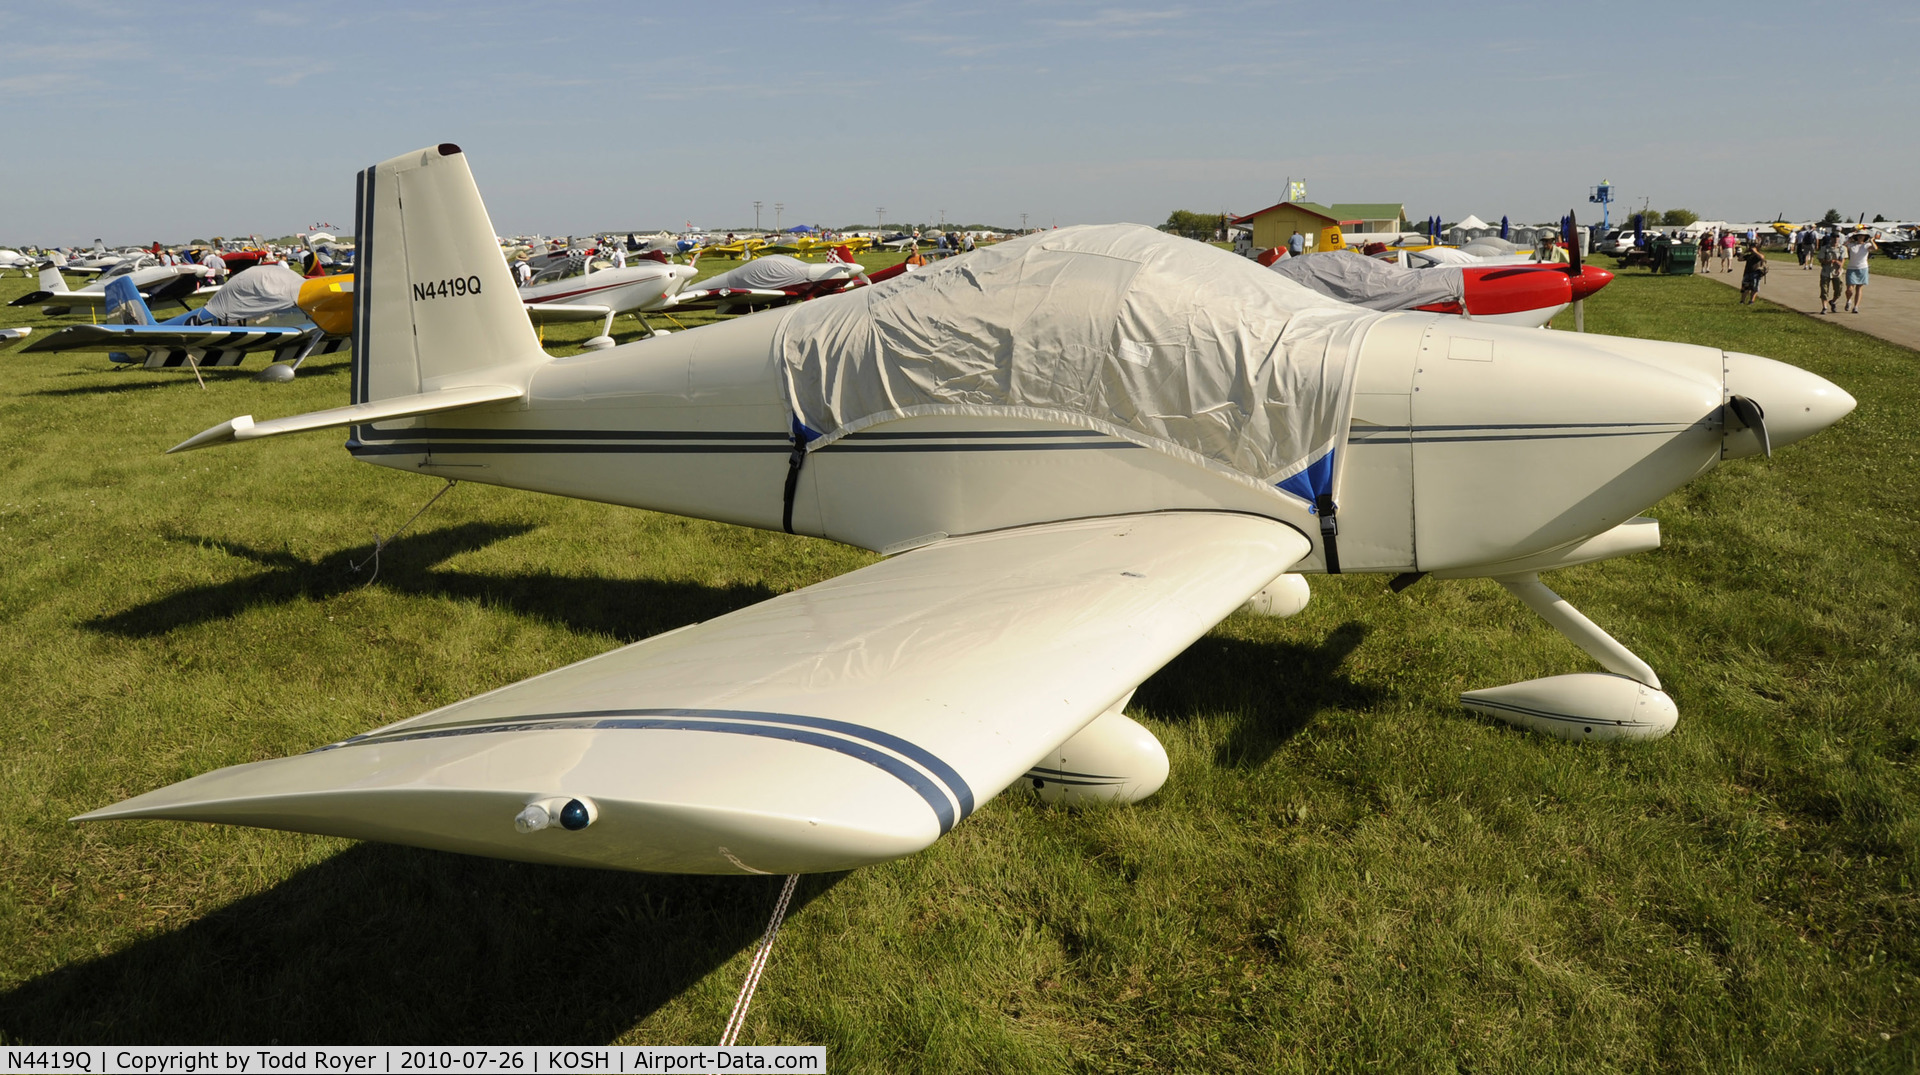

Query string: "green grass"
[[1, 263, 1917, 1071]]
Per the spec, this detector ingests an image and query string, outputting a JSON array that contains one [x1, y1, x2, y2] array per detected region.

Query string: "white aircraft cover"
[[777, 224, 1375, 502], [1269, 250, 1465, 312], [204, 264, 307, 323], [700, 254, 849, 291], [83, 512, 1310, 874], [1411, 246, 1483, 266], [1462, 237, 1520, 256]]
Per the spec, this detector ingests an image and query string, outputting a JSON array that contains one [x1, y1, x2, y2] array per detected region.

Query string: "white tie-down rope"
[[719, 874, 800, 1047]]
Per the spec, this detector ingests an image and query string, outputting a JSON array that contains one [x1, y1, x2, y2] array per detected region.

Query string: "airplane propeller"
[[1727, 394, 1771, 458], [1564, 208, 1586, 332]]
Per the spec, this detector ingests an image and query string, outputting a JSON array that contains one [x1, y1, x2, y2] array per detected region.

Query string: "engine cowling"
[[1023, 694, 1169, 805]]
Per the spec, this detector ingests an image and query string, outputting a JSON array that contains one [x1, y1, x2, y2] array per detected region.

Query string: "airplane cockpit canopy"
[[777, 223, 1375, 506]]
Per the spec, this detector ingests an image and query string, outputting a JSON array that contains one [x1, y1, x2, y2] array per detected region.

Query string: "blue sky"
[[3, 1, 1913, 245]]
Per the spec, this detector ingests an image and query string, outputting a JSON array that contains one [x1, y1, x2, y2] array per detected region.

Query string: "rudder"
[[351, 143, 546, 405], [103, 277, 154, 324]]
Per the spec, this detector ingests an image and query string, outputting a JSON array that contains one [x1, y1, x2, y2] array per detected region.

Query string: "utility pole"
[[754, 201, 763, 231], [1020, 212, 1028, 232], [876, 207, 885, 231], [775, 202, 784, 233], [939, 208, 946, 227]]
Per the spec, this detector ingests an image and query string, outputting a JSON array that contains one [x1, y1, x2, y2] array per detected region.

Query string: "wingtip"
[[167, 415, 254, 454]]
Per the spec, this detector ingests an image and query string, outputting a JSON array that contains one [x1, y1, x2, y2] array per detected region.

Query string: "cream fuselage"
[[346, 308, 1841, 579]]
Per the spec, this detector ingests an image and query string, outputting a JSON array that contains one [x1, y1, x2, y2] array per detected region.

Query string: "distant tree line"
[[1162, 210, 1228, 241]]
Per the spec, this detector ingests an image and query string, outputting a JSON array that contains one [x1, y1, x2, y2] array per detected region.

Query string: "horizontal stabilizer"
[[523, 302, 613, 324], [168, 382, 524, 453]]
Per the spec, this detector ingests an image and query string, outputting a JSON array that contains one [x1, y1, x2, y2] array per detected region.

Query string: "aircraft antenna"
[[719, 873, 801, 1047]]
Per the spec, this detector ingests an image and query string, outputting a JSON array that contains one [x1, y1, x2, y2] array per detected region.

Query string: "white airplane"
[[79, 144, 1855, 878], [519, 252, 697, 348], [663, 250, 873, 314], [9, 258, 214, 316]]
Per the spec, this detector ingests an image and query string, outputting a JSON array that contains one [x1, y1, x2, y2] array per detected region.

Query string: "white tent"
[[1454, 214, 1491, 231]]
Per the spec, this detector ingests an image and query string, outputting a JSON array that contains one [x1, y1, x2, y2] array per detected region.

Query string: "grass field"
[[1, 256, 1916, 1072]]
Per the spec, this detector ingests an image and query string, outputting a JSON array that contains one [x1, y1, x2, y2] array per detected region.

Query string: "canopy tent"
[[775, 224, 1375, 508], [1455, 214, 1491, 231], [1269, 249, 1465, 311], [784, 225, 815, 234], [203, 264, 307, 323]]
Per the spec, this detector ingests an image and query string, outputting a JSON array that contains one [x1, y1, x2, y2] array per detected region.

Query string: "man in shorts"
[[1817, 234, 1845, 314], [1739, 243, 1769, 305], [1843, 231, 1880, 313]]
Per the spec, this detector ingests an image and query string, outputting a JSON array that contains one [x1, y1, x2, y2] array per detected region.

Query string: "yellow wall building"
[[1231, 201, 1345, 252]]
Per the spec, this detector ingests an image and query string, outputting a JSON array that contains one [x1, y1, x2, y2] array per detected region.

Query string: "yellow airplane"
[[696, 236, 768, 260]]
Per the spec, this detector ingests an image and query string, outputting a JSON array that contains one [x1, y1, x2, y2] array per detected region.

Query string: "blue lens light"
[[559, 799, 591, 830]]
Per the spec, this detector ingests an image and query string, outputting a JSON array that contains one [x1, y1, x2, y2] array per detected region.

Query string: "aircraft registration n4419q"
[[77, 144, 1856, 876]]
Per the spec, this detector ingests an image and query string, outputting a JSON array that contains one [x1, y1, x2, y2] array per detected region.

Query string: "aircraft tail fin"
[[38, 264, 68, 294], [103, 276, 155, 325], [1319, 225, 1347, 252], [349, 143, 547, 405], [830, 244, 855, 263]]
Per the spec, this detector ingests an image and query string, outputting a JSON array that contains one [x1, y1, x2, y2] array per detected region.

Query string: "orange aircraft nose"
[[1569, 264, 1613, 302]]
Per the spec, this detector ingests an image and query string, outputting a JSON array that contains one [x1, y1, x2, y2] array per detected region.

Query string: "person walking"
[[1288, 229, 1305, 257], [1817, 233, 1845, 313], [1843, 230, 1880, 313], [1721, 230, 1737, 272], [1738, 242, 1769, 305]]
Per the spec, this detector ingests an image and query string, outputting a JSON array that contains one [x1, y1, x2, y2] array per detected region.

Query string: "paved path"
[[1690, 255, 1920, 352]]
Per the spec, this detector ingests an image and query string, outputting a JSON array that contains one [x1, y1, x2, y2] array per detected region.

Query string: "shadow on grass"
[[87, 523, 775, 643], [31, 360, 347, 397], [0, 843, 839, 1044], [1135, 622, 1376, 767]]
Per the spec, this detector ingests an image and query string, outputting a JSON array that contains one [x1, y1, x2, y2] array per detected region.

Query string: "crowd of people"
[[1691, 224, 1881, 314]]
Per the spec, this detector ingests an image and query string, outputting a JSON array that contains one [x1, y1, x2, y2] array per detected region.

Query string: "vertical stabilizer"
[[351, 143, 546, 405], [38, 264, 69, 294], [103, 277, 154, 324]]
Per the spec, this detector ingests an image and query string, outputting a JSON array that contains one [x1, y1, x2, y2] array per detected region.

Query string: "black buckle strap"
[[781, 437, 807, 534], [1315, 493, 1341, 574]]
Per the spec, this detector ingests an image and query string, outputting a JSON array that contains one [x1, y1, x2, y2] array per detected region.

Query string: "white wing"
[[80, 512, 1308, 874]]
